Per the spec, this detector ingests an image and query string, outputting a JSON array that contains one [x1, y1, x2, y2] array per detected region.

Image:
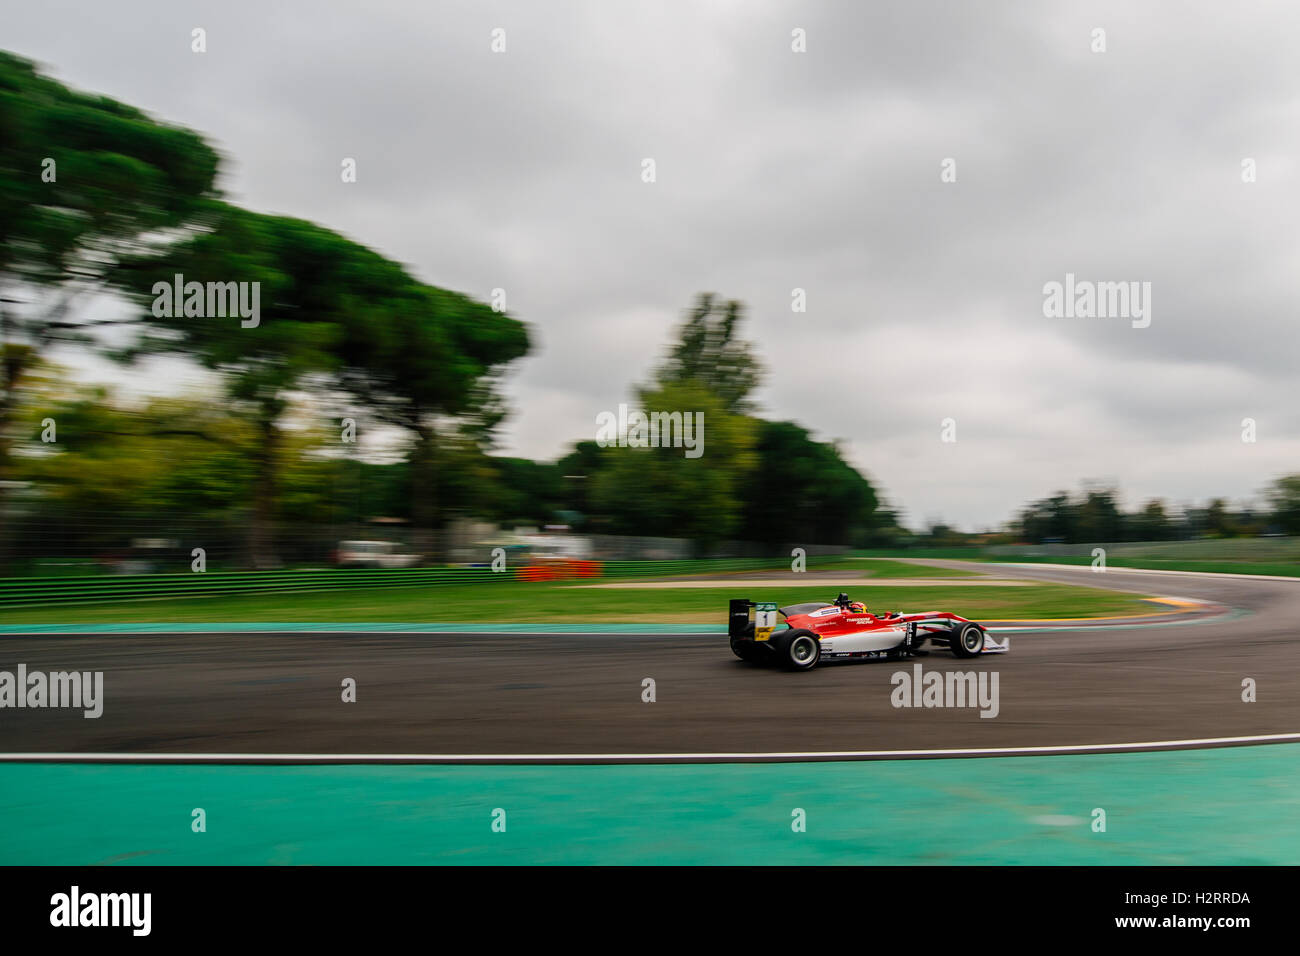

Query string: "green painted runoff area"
[[2, 745, 1297, 864]]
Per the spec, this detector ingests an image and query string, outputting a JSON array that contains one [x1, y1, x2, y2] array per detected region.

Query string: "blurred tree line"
[[0, 52, 887, 569], [582, 293, 885, 554], [0, 51, 527, 568], [889, 483, 1300, 549], [1004, 483, 1299, 544], [8, 50, 1293, 572], [8, 292, 890, 566]]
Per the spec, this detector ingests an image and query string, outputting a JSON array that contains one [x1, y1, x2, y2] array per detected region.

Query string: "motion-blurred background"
[[5, 3, 1300, 586]]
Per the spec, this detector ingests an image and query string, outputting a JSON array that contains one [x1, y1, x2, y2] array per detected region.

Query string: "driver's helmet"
[[834, 592, 867, 613]]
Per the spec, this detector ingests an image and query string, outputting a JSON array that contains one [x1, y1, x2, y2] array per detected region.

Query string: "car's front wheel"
[[777, 628, 821, 671], [950, 622, 985, 658]]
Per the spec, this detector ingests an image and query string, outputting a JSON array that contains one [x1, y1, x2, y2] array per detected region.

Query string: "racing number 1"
[[754, 602, 778, 642]]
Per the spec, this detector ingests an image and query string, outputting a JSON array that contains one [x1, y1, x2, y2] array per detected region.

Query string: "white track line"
[[3, 732, 1300, 763]]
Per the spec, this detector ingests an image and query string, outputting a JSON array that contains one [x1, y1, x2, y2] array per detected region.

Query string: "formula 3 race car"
[[728, 592, 1009, 672]]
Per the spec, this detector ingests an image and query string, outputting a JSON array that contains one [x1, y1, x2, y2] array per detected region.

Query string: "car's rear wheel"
[[777, 628, 821, 671], [729, 631, 767, 664], [950, 623, 985, 658]]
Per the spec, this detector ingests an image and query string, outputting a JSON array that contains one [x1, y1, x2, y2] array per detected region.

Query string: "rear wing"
[[728, 599, 754, 637], [729, 599, 779, 639]]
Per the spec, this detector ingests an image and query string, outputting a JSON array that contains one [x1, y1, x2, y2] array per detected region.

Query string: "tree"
[[9, 379, 253, 568], [586, 293, 768, 552], [0, 51, 220, 566], [655, 292, 762, 413], [736, 420, 879, 547], [113, 204, 415, 566], [1077, 487, 1123, 542], [591, 381, 757, 552], [1016, 492, 1077, 543], [484, 457, 566, 526], [1266, 476, 1300, 534], [1203, 497, 1233, 537], [922, 523, 968, 547], [1129, 499, 1176, 541], [585, 293, 888, 552], [336, 284, 530, 557]]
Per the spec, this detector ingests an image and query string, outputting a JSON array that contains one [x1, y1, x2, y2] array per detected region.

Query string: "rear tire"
[[730, 632, 767, 664], [777, 628, 821, 672], [950, 623, 985, 658]]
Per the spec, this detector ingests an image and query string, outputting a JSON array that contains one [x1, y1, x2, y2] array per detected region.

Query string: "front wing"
[[909, 617, 1011, 655]]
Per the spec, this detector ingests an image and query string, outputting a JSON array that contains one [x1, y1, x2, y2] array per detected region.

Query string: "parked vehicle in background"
[[100, 538, 184, 574], [334, 540, 422, 568]]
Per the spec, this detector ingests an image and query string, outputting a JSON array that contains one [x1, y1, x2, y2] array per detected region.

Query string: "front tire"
[[777, 628, 821, 671], [950, 623, 985, 658]]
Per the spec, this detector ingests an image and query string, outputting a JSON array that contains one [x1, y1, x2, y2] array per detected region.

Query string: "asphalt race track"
[[1, 562, 1297, 759]]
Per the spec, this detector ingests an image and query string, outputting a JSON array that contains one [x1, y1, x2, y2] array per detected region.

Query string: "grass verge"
[[0, 579, 1156, 625]]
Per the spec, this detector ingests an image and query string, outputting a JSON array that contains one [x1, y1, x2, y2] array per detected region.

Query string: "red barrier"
[[514, 559, 602, 582]]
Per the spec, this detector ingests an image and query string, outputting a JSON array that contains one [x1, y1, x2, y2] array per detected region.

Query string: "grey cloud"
[[7, 0, 1300, 527]]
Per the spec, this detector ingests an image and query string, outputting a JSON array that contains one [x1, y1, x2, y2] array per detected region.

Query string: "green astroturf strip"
[[2, 746, 1298, 864]]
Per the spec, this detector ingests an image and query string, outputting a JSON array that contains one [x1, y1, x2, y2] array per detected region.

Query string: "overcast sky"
[[9, 1, 1300, 529]]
